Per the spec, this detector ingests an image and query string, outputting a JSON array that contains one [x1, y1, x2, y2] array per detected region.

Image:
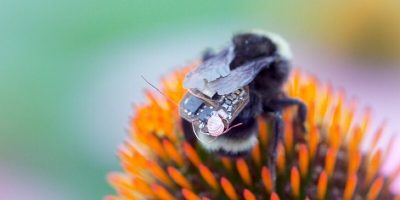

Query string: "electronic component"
[[179, 86, 250, 134], [182, 95, 204, 115]]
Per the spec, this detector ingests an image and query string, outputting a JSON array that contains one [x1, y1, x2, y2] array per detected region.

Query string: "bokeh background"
[[1, 1, 399, 199]]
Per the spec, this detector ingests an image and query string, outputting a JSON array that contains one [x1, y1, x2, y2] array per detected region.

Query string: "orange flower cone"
[[106, 66, 399, 199]]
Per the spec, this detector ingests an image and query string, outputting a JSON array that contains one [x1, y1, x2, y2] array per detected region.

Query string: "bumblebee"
[[180, 31, 306, 168]]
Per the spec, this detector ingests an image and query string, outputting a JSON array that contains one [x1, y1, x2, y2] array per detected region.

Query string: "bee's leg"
[[269, 111, 283, 183], [272, 98, 307, 132]]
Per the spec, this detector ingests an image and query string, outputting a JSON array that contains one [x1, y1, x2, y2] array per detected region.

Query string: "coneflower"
[[106, 66, 399, 200]]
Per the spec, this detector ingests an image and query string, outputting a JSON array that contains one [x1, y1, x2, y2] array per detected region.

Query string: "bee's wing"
[[207, 57, 275, 95], [183, 47, 234, 90]]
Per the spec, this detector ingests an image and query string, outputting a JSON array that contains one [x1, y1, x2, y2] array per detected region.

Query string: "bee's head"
[[230, 32, 277, 70]]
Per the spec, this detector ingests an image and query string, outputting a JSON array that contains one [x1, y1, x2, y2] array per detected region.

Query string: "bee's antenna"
[[222, 122, 243, 134], [141, 75, 179, 107]]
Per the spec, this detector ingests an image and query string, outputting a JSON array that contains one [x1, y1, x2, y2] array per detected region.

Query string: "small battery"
[[183, 95, 204, 114], [198, 106, 214, 122]]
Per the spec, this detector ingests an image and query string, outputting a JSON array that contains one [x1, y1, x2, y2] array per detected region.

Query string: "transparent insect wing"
[[207, 57, 275, 95], [183, 47, 234, 90]]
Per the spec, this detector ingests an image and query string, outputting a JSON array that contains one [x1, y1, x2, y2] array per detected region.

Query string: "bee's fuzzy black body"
[[182, 32, 306, 163]]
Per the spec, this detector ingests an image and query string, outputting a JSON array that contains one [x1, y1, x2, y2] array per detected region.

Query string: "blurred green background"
[[1, 1, 399, 199]]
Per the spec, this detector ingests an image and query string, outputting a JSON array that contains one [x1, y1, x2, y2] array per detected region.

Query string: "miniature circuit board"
[[179, 87, 250, 134]]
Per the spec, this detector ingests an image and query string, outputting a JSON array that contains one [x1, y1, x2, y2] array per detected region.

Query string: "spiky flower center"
[[107, 67, 399, 200]]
